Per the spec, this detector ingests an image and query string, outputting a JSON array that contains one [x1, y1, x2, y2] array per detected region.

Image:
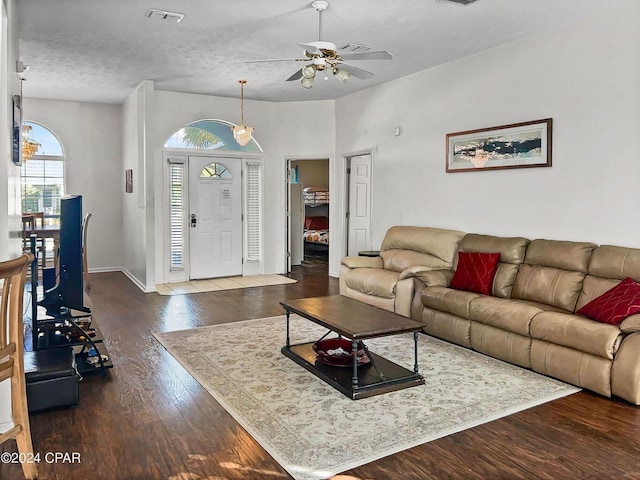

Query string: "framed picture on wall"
[[12, 95, 22, 165], [446, 118, 552, 173]]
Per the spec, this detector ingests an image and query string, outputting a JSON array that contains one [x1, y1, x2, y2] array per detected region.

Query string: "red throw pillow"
[[577, 277, 640, 325], [450, 252, 501, 295]]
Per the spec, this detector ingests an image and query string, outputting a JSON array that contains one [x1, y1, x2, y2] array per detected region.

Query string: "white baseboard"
[[121, 267, 154, 293], [87, 266, 121, 274]]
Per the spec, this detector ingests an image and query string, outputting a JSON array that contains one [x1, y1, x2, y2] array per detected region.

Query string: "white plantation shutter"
[[245, 161, 261, 261], [168, 160, 185, 271]]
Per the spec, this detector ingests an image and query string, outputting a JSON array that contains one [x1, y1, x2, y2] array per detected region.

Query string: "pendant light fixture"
[[231, 80, 254, 146]]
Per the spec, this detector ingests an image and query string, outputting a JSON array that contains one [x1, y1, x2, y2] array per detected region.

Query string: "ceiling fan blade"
[[298, 42, 319, 53], [246, 58, 307, 63], [339, 51, 393, 61], [286, 69, 303, 81], [338, 63, 374, 80]]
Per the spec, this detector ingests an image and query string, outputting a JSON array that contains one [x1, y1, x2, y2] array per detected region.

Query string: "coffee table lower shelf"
[[282, 342, 424, 400]]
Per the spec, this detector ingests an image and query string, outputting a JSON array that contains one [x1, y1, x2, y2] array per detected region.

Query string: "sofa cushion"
[[459, 234, 530, 264], [511, 264, 585, 311], [620, 314, 640, 333], [343, 268, 399, 299], [450, 252, 500, 295], [421, 286, 481, 319], [523, 239, 597, 274], [530, 311, 622, 360], [588, 245, 640, 282], [575, 276, 619, 311], [380, 226, 464, 272], [469, 296, 544, 336], [577, 277, 640, 325], [457, 234, 530, 298]]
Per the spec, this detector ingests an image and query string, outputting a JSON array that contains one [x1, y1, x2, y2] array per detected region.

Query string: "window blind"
[[245, 162, 261, 261], [168, 162, 185, 271]]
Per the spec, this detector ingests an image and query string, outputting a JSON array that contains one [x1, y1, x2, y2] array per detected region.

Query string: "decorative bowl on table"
[[312, 337, 370, 367]]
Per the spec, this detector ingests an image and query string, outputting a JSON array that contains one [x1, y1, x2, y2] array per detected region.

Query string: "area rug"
[[154, 315, 580, 480], [155, 274, 297, 295]]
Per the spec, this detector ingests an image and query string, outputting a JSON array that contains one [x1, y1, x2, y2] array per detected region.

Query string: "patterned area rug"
[[154, 315, 580, 480]]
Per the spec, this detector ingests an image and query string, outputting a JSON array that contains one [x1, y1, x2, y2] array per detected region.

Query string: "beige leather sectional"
[[340, 227, 640, 405]]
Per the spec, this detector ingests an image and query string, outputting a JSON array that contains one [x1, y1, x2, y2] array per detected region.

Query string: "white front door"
[[188, 156, 242, 279], [347, 154, 372, 256]]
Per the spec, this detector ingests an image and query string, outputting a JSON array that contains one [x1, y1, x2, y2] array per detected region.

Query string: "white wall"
[[333, 2, 640, 269], [1, 0, 20, 262], [0, 0, 19, 435], [22, 98, 124, 271], [121, 85, 147, 287]]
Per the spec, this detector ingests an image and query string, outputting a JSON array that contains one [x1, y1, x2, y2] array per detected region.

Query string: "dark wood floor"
[[3, 261, 640, 480]]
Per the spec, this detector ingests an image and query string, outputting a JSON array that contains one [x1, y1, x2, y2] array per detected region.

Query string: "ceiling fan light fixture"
[[302, 64, 317, 79], [334, 68, 351, 83], [301, 77, 314, 89]]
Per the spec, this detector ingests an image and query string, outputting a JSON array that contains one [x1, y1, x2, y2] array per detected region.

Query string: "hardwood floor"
[[2, 263, 640, 479]]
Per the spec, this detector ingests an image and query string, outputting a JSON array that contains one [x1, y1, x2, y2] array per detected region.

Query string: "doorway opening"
[[286, 158, 330, 273]]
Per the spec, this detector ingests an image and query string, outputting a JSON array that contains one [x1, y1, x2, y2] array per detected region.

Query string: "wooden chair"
[[22, 214, 46, 279], [0, 254, 38, 479], [82, 213, 92, 290]]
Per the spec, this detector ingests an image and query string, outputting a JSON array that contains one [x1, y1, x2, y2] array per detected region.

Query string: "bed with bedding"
[[303, 216, 329, 248]]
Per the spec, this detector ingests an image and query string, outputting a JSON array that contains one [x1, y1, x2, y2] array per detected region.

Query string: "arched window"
[[164, 119, 262, 153], [21, 122, 65, 226], [200, 162, 232, 179]]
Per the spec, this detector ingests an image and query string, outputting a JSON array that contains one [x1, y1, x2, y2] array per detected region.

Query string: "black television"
[[38, 195, 91, 317]]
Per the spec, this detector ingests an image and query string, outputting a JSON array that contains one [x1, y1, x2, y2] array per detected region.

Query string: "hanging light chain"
[[239, 80, 246, 125]]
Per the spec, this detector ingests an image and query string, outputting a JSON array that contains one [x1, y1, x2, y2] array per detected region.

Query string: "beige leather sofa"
[[339, 226, 464, 317], [410, 233, 640, 405]]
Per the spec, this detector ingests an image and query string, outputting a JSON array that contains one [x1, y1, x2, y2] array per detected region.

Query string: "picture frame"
[[125, 169, 133, 193], [12, 95, 22, 165], [446, 118, 552, 173]]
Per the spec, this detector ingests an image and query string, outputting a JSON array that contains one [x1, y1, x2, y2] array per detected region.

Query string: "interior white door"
[[347, 154, 372, 256], [189, 156, 242, 279], [290, 182, 304, 266]]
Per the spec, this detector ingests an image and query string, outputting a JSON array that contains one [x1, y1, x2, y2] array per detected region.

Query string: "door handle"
[[190, 214, 197, 228]]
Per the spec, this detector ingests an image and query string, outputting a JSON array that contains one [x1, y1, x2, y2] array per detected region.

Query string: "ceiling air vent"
[[436, 0, 479, 5], [145, 8, 185, 23]]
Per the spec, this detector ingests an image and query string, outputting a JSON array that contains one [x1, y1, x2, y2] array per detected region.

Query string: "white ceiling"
[[17, 0, 627, 104]]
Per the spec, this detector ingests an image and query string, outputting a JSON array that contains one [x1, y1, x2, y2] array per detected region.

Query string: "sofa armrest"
[[398, 266, 436, 280], [413, 269, 455, 287], [620, 314, 640, 334], [341, 256, 384, 269], [612, 332, 640, 405]]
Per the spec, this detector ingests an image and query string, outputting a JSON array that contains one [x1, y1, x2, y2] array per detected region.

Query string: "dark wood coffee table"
[[280, 295, 425, 400]]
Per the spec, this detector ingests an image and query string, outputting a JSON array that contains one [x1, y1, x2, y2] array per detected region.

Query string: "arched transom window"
[[164, 119, 262, 153]]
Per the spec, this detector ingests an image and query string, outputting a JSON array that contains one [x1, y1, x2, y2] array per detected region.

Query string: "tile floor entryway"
[[155, 274, 297, 295]]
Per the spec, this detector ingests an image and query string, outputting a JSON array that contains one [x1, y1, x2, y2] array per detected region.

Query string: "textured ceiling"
[[17, 0, 628, 104]]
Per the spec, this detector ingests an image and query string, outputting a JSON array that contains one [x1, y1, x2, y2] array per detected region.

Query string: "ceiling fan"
[[246, 0, 393, 88]]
